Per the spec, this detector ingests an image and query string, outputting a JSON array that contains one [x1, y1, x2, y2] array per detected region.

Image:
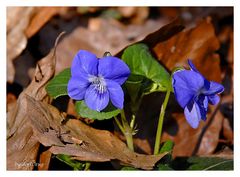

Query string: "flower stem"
[[121, 110, 134, 151], [153, 88, 171, 155], [114, 110, 134, 151], [114, 116, 124, 135]]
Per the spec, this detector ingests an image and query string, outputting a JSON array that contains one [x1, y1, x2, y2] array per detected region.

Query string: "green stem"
[[120, 110, 134, 151], [154, 88, 171, 155], [125, 131, 134, 151], [130, 114, 136, 129], [114, 116, 125, 135]]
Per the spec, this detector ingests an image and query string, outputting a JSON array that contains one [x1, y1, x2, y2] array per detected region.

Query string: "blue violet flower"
[[67, 50, 130, 112], [172, 60, 224, 128]]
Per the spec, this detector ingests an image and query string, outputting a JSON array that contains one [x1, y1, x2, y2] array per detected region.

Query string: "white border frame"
[[1, 1, 238, 177]]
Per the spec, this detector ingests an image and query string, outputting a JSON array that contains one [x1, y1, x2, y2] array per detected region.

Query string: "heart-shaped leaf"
[[122, 43, 171, 114], [122, 43, 170, 92], [75, 100, 121, 120], [46, 68, 71, 99]]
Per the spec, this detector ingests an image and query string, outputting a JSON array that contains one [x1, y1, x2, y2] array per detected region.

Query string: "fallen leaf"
[[116, 18, 184, 57], [218, 24, 233, 145], [38, 150, 52, 170], [7, 117, 40, 170], [7, 93, 17, 112], [210, 146, 233, 159], [133, 138, 152, 155], [159, 8, 180, 19], [26, 96, 166, 169], [196, 107, 224, 155], [117, 7, 136, 18], [7, 33, 59, 170], [67, 99, 78, 117], [118, 7, 149, 24], [7, 7, 67, 83], [153, 17, 221, 82], [222, 116, 233, 145], [227, 31, 233, 65], [162, 105, 223, 157], [25, 7, 69, 38], [7, 7, 35, 83]]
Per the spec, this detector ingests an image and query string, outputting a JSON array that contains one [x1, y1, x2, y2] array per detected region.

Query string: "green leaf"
[[46, 68, 71, 99], [156, 140, 174, 167], [122, 43, 170, 92], [159, 140, 174, 153], [187, 157, 233, 170], [75, 100, 121, 120], [124, 74, 150, 114], [122, 43, 171, 114], [125, 75, 144, 103], [56, 154, 85, 170]]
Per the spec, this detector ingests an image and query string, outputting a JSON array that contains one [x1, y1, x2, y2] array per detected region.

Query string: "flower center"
[[88, 75, 107, 94]]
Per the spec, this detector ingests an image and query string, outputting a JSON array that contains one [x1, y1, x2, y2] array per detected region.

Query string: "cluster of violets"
[[68, 50, 224, 129]]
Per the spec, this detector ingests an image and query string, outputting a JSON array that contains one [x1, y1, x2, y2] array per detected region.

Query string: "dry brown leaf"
[[116, 18, 184, 57], [7, 116, 40, 170], [25, 7, 69, 38], [131, 7, 149, 24], [133, 138, 152, 155], [7, 32, 58, 169], [117, 7, 149, 24], [25, 95, 166, 169], [7, 93, 17, 113], [196, 107, 224, 155], [222, 117, 233, 145], [66, 99, 78, 117], [7, 7, 35, 83], [153, 17, 221, 82], [199, 146, 233, 160], [117, 7, 136, 18], [218, 26, 233, 67], [38, 150, 52, 170], [162, 106, 223, 157], [8, 92, 166, 170], [218, 24, 233, 145], [228, 31, 233, 65], [159, 8, 180, 19], [7, 7, 66, 83]]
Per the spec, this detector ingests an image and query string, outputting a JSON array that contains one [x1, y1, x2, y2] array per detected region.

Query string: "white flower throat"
[[89, 75, 107, 94]]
